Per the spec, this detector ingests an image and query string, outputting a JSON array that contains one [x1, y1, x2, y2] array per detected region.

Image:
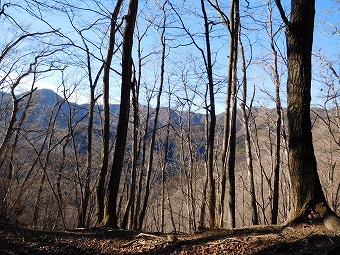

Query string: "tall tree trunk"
[[250, 120, 269, 224], [130, 26, 149, 230], [275, 0, 340, 231], [268, 0, 282, 225], [133, 98, 151, 229], [199, 106, 209, 229], [226, 0, 240, 229], [226, 69, 238, 228], [102, 0, 138, 228], [218, 0, 239, 228], [96, 0, 123, 224], [161, 90, 171, 233], [239, 28, 258, 225], [121, 75, 138, 230], [79, 41, 104, 228], [200, 0, 216, 229], [33, 172, 46, 228], [137, 14, 166, 229]]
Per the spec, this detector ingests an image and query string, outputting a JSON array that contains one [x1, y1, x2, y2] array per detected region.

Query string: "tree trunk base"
[[323, 212, 340, 233], [284, 201, 340, 233]]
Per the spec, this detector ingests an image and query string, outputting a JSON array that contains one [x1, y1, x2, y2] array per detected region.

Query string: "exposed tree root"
[[322, 212, 340, 233], [284, 200, 340, 233]]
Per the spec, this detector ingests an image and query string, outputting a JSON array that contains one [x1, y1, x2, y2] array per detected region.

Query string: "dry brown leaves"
[[1, 220, 339, 255]]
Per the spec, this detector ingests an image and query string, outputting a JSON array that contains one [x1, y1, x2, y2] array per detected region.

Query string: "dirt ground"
[[1, 219, 339, 254]]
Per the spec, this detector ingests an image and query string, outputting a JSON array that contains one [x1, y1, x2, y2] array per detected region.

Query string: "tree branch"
[[274, 0, 289, 26]]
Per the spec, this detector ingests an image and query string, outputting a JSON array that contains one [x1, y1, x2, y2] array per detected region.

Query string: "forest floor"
[[1, 219, 340, 255]]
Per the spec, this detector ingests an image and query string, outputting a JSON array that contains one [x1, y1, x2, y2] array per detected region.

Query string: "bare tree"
[[138, 1, 167, 229], [102, 0, 139, 228], [200, 0, 217, 229], [0, 6, 65, 219], [218, 0, 240, 229], [169, 0, 217, 228], [259, 0, 285, 225], [275, 0, 340, 230], [96, 0, 123, 224], [239, 28, 258, 225]]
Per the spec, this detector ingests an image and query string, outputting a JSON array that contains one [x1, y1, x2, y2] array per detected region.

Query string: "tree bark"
[[96, 0, 123, 224], [268, 0, 282, 225], [239, 28, 258, 225], [225, 0, 240, 229], [161, 88, 171, 233], [102, 0, 138, 228], [276, 0, 340, 231], [133, 97, 151, 229], [200, 0, 217, 229], [218, 0, 239, 228]]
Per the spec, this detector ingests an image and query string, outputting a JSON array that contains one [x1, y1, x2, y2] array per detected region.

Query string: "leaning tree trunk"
[[96, 0, 123, 224], [200, 0, 216, 229], [239, 27, 258, 226], [101, 0, 138, 228], [275, 0, 340, 231], [268, 0, 282, 225]]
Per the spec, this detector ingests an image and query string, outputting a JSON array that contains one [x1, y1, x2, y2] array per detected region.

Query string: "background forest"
[[0, 0, 339, 233]]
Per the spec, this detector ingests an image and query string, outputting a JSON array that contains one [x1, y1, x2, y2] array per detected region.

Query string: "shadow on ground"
[[1, 219, 339, 255]]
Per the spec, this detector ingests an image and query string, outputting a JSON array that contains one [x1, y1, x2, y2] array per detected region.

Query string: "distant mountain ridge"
[[1, 89, 247, 150], [18, 89, 211, 128]]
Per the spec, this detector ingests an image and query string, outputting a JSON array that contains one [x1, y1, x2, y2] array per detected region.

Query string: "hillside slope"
[[1, 219, 339, 255]]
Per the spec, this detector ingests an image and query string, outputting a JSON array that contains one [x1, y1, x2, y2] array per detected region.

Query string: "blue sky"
[[2, 0, 339, 112]]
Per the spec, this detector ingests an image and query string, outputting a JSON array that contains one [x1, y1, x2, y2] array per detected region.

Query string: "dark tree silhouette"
[[96, 0, 123, 224], [275, 0, 340, 231], [102, 0, 139, 228]]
